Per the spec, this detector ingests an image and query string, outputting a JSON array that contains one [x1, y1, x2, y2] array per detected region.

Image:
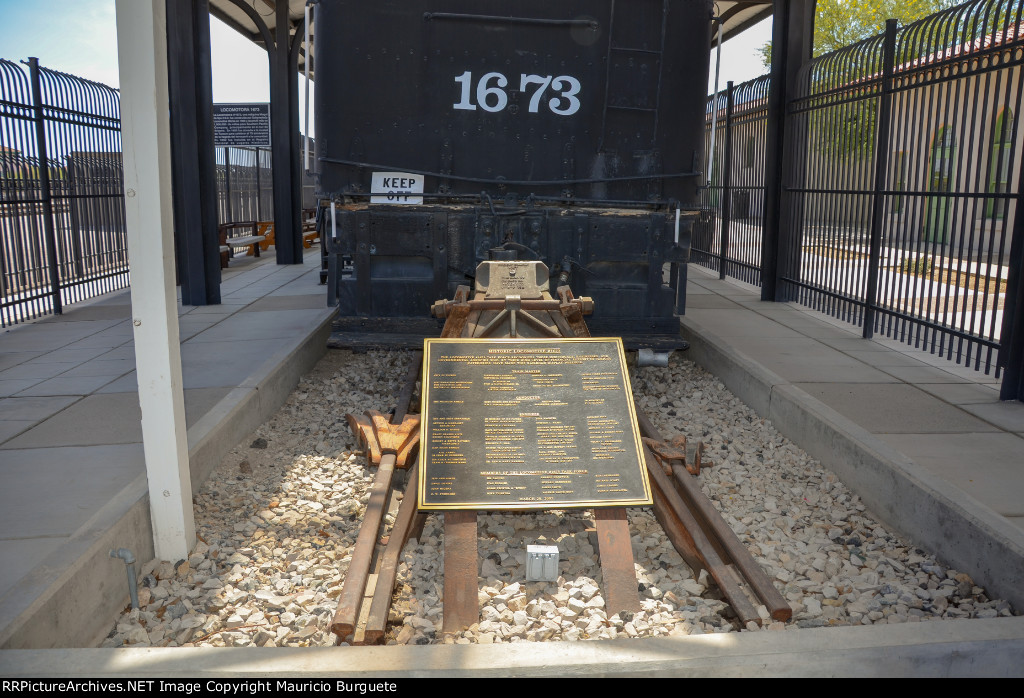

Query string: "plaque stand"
[[432, 260, 643, 633]]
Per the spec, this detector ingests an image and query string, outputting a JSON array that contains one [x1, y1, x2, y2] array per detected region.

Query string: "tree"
[[759, 0, 958, 66]]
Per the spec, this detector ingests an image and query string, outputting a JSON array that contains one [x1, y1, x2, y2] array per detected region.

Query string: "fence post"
[[998, 145, 1024, 401], [761, 0, 814, 301], [224, 147, 233, 223], [720, 81, 734, 279], [255, 147, 263, 221], [27, 57, 62, 315], [863, 20, 898, 339]]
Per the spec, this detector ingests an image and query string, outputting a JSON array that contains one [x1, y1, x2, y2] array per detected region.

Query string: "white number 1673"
[[453, 71, 581, 116]]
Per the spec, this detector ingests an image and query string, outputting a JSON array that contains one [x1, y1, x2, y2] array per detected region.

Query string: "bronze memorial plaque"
[[418, 338, 652, 510]]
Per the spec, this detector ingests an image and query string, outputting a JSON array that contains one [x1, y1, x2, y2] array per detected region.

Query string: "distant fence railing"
[[696, 74, 770, 288], [696, 0, 1023, 384], [216, 146, 273, 224], [0, 57, 127, 327]]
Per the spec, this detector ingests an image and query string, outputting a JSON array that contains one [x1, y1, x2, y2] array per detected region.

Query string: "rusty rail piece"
[[363, 462, 423, 645], [330, 354, 423, 644], [636, 410, 792, 624], [644, 434, 710, 476]]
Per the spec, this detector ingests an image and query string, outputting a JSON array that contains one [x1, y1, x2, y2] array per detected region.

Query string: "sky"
[[0, 0, 772, 129]]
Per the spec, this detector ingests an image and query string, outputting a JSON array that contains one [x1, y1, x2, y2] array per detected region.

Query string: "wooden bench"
[[254, 216, 319, 252], [218, 221, 266, 268], [255, 221, 274, 253], [302, 212, 319, 248]]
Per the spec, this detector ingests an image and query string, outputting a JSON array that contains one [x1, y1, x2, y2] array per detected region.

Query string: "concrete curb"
[[0, 308, 335, 649], [2, 617, 1023, 677], [680, 314, 1024, 612]]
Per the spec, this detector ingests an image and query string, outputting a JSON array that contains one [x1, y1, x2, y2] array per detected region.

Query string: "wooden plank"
[[593, 508, 641, 616], [440, 303, 471, 338], [442, 510, 479, 633]]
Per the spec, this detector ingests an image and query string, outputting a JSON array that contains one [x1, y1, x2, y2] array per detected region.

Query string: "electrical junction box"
[[526, 545, 561, 582]]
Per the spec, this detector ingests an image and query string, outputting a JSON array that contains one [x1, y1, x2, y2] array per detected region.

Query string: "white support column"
[[115, 0, 195, 562]]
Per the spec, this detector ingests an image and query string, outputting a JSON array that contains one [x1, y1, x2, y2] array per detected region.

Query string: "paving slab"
[[875, 364, 974, 384], [15, 374, 126, 398], [0, 379, 44, 398], [794, 382, 1001, 434], [874, 432, 1024, 519], [915, 381, 1003, 405], [0, 361, 75, 381], [0, 444, 145, 539], [186, 308, 332, 343], [0, 421, 37, 443], [240, 294, 329, 312], [957, 400, 1024, 433], [679, 294, 744, 310], [63, 357, 135, 378], [0, 395, 78, 422], [726, 337, 897, 383], [0, 322, 119, 353], [177, 338, 286, 389], [21, 346, 111, 365], [0, 387, 233, 449], [0, 352, 39, 371], [35, 305, 132, 323], [682, 307, 809, 339]]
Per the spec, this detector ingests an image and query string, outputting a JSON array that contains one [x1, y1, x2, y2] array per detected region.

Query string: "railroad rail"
[[330, 258, 790, 644]]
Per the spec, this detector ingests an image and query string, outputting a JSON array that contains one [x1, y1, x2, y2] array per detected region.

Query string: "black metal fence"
[[696, 0, 1023, 387], [215, 146, 273, 224], [0, 58, 126, 327], [696, 75, 770, 287]]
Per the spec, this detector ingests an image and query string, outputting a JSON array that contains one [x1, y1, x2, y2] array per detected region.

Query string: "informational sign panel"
[[213, 103, 271, 148], [418, 338, 651, 511]]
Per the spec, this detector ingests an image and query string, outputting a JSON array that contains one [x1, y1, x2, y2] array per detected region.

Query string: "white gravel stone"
[[99, 350, 1016, 648]]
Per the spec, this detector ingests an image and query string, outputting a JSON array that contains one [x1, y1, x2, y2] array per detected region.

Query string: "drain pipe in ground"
[[110, 548, 139, 610]]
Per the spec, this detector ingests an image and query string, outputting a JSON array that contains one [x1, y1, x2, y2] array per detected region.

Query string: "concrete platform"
[[681, 266, 1024, 620], [0, 249, 335, 650], [0, 260, 1022, 676]]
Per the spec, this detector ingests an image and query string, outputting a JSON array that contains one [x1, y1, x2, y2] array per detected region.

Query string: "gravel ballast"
[[101, 349, 1016, 648]]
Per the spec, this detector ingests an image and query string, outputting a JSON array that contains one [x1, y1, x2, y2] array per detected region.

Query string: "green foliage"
[[757, 0, 958, 65], [815, 0, 956, 55], [900, 255, 933, 275]]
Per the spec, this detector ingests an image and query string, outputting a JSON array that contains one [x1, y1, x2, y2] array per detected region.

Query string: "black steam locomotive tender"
[[315, 0, 713, 342]]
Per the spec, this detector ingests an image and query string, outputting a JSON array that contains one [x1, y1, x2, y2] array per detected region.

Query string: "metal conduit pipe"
[[109, 548, 139, 610], [636, 348, 671, 368]]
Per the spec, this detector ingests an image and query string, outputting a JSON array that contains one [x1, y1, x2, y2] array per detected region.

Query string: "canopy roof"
[[207, 0, 774, 79]]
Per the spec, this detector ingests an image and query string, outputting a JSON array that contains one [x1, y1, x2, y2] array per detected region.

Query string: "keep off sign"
[[370, 171, 424, 205]]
